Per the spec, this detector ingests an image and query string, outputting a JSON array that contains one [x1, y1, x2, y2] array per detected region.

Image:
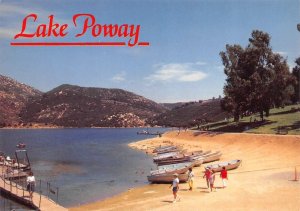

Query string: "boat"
[[150, 161, 193, 175], [205, 159, 242, 172], [156, 155, 204, 166], [154, 150, 209, 165], [156, 147, 179, 154], [189, 156, 205, 167], [147, 173, 189, 183], [202, 151, 222, 163], [137, 130, 163, 136], [137, 130, 149, 135], [153, 151, 180, 161], [153, 145, 179, 154], [158, 161, 194, 171], [4, 169, 28, 180]]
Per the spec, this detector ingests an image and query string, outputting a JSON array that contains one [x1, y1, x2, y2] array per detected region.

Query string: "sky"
[[0, 0, 299, 103]]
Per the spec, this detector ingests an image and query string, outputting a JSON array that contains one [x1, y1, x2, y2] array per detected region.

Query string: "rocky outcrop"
[[0, 75, 42, 126]]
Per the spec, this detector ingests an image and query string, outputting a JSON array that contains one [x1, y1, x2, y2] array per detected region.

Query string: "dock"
[[0, 165, 68, 211]]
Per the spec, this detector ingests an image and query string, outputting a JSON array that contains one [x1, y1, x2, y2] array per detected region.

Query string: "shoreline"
[[70, 130, 300, 211], [0, 126, 166, 130]]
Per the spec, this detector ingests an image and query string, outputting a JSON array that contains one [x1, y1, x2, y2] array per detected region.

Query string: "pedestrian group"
[[170, 167, 228, 203]]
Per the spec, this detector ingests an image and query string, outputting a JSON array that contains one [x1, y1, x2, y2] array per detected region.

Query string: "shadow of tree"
[[271, 108, 300, 116], [273, 121, 300, 134], [211, 120, 275, 133]]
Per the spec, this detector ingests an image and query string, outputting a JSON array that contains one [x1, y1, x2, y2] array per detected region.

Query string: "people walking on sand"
[[187, 168, 194, 191], [26, 171, 35, 200], [209, 170, 216, 192], [169, 173, 180, 203], [220, 167, 228, 188], [203, 167, 211, 189]]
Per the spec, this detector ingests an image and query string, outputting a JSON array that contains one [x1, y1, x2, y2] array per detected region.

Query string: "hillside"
[[20, 84, 167, 127], [152, 99, 230, 127], [160, 102, 186, 110], [0, 75, 233, 128], [0, 75, 42, 126], [205, 104, 300, 135]]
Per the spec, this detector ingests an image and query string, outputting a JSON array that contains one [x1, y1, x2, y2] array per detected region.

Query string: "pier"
[[0, 165, 68, 211]]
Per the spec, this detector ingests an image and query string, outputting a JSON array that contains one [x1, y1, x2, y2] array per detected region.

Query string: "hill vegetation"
[[20, 84, 167, 127], [0, 75, 42, 127], [152, 99, 230, 127]]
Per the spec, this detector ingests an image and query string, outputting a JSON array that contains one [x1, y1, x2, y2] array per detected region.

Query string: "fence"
[[0, 162, 61, 209]]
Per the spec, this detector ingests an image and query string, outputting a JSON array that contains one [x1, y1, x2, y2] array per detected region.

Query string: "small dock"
[[4, 171, 28, 180], [0, 166, 68, 211]]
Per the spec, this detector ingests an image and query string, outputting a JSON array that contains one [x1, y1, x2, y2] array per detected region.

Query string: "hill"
[[0, 75, 42, 127], [152, 99, 230, 127], [20, 84, 167, 127]]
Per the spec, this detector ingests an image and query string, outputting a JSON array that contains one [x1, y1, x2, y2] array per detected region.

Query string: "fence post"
[[56, 187, 59, 204], [39, 179, 42, 208], [16, 171, 18, 195], [23, 179, 25, 197], [47, 182, 49, 198], [10, 180, 12, 192], [2, 164, 5, 189]]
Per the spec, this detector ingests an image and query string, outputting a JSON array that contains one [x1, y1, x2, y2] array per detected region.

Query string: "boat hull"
[[205, 159, 242, 172], [147, 173, 189, 183]]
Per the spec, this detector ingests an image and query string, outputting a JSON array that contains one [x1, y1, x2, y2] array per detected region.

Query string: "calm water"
[[0, 128, 168, 208]]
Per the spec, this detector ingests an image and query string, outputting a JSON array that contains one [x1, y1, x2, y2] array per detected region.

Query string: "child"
[[169, 173, 180, 203], [187, 168, 194, 191]]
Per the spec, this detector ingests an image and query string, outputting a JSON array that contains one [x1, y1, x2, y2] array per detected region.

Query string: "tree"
[[220, 30, 294, 121], [220, 44, 249, 121], [291, 57, 300, 103]]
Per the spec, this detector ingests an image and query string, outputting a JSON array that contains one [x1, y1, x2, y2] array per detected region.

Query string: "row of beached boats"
[[147, 145, 241, 183]]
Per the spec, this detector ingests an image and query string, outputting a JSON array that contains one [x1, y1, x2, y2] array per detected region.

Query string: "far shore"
[[0, 125, 166, 129], [70, 130, 300, 211]]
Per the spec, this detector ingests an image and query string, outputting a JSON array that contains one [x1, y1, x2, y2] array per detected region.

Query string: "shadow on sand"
[[161, 200, 173, 203]]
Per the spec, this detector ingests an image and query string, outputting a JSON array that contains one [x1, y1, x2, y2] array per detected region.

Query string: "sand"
[[70, 130, 300, 211]]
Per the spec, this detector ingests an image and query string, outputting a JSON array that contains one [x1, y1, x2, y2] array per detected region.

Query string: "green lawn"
[[196, 104, 300, 135]]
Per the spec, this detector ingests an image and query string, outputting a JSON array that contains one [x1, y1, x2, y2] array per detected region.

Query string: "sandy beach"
[[70, 130, 300, 211]]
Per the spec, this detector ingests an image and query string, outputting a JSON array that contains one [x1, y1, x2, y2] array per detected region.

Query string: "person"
[[26, 171, 35, 200], [209, 170, 216, 192], [203, 167, 211, 189], [220, 167, 228, 188], [169, 173, 180, 203], [187, 168, 194, 191]]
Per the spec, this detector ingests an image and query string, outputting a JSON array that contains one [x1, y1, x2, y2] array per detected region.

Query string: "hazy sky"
[[0, 0, 299, 103]]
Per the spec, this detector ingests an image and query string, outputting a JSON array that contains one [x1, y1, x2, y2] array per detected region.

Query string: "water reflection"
[[0, 194, 33, 211]]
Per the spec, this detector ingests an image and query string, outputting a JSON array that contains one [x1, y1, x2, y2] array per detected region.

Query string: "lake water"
[[0, 128, 168, 209]]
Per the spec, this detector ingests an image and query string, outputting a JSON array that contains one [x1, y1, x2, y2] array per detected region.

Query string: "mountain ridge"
[[0, 74, 227, 128], [20, 83, 167, 127]]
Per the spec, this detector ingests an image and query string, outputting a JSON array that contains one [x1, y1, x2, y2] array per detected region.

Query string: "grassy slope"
[[200, 104, 300, 135]]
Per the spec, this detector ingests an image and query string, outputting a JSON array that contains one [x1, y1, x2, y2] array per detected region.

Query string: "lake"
[[0, 128, 168, 209]]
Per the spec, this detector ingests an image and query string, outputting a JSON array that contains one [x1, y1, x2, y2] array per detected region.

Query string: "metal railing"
[[0, 162, 60, 209]]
